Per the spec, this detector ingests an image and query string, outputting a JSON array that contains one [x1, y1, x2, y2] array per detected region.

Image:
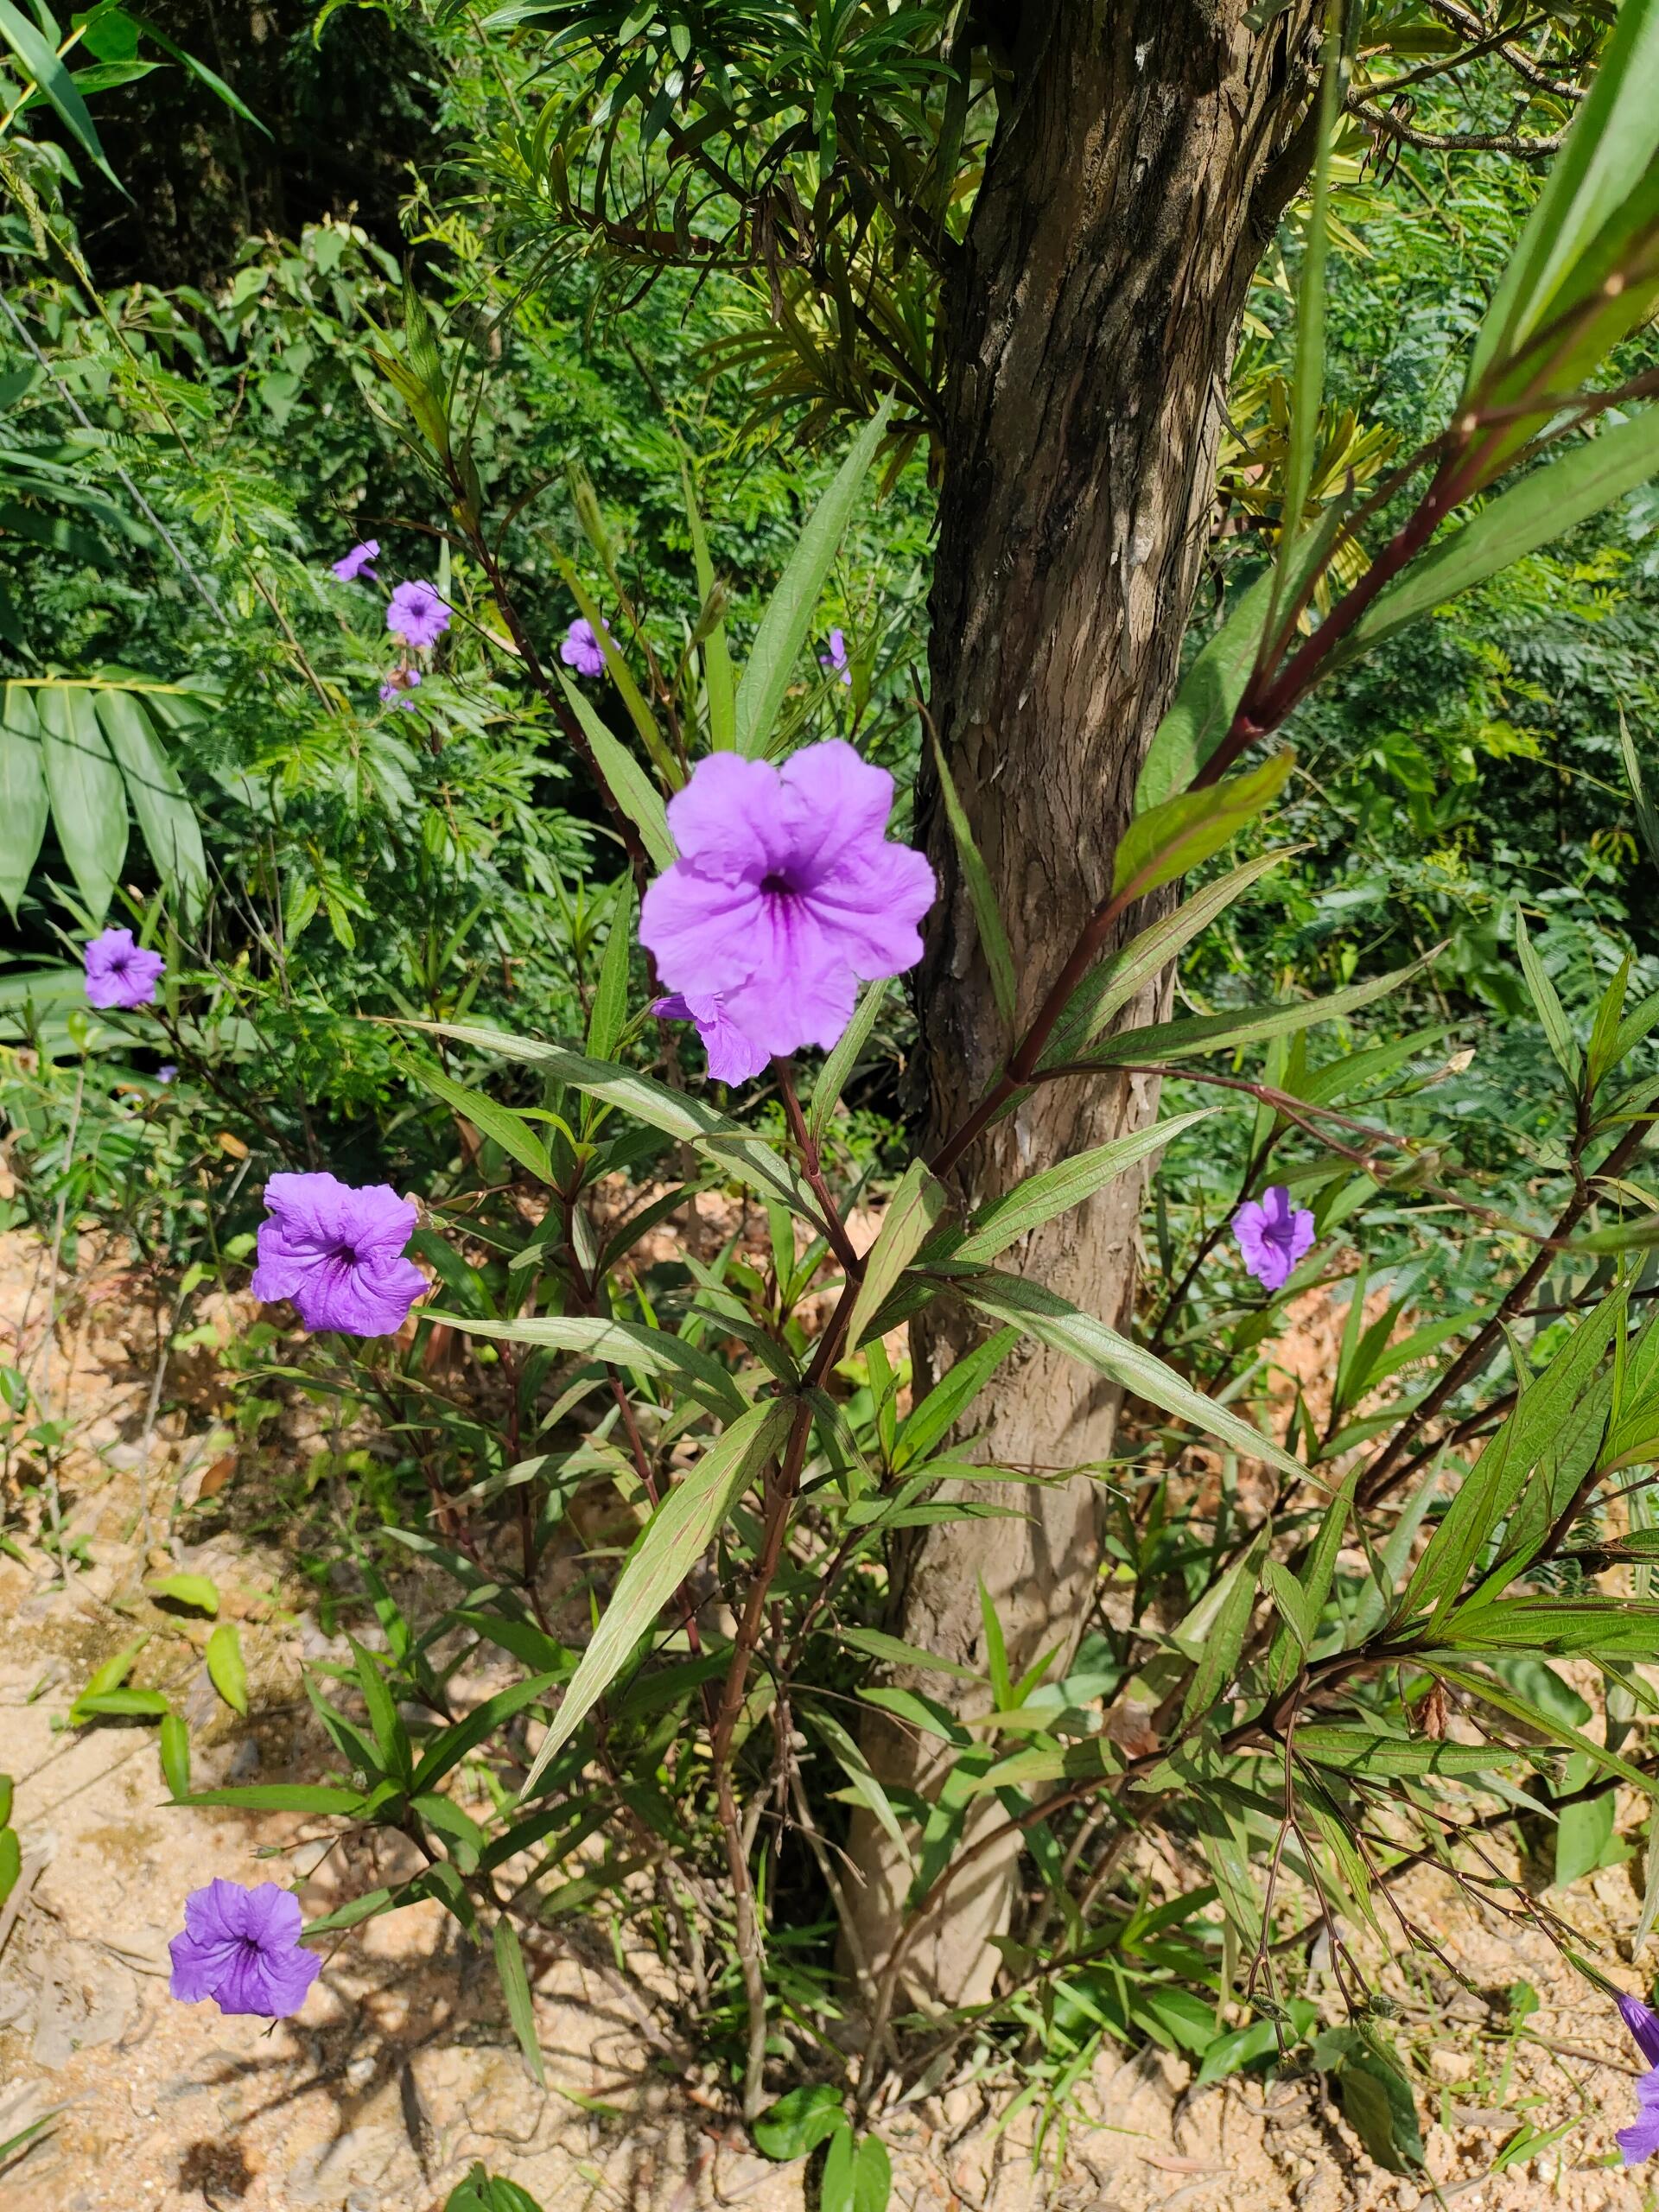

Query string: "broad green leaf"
[[406, 1021, 817, 1224], [848, 1160, 950, 1349], [1343, 405, 1659, 666], [423, 1309, 747, 1419], [37, 683, 126, 919], [963, 1274, 1304, 1479], [1111, 751, 1293, 903], [145, 1573, 219, 1615], [442, 2164, 547, 2212], [586, 872, 634, 1062], [1513, 909, 1580, 1084], [158, 1712, 190, 1801], [1038, 849, 1292, 1067], [851, 2133, 891, 2212], [493, 1915, 545, 2085], [806, 977, 889, 1143], [0, 0, 121, 188], [0, 687, 48, 919], [410, 1063, 554, 1184], [93, 689, 207, 916], [556, 669, 675, 870], [734, 397, 893, 757], [1079, 956, 1427, 1071], [1197, 1999, 1319, 2087], [949, 1109, 1213, 1265], [1554, 1790, 1618, 1889], [518, 1399, 793, 1796], [930, 730, 1015, 1027], [752, 2083, 845, 2161], [206, 1621, 249, 1716]]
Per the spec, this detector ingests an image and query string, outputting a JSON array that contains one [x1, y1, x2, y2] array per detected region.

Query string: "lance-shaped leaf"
[[847, 1160, 949, 1349], [423, 1309, 749, 1420], [679, 447, 736, 750], [0, 0, 121, 188], [1078, 955, 1429, 1071], [944, 1109, 1213, 1267], [962, 1274, 1304, 1479], [1111, 750, 1293, 906], [556, 670, 675, 870], [1514, 908, 1580, 1084], [410, 1064, 554, 1185], [806, 977, 889, 1142], [37, 684, 126, 919], [734, 396, 893, 759], [1293, 1727, 1523, 1778], [518, 1398, 793, 1797], [929, 731, 1015, 1027], [93, 689, 207, 917], [0, 687, 48, 919]]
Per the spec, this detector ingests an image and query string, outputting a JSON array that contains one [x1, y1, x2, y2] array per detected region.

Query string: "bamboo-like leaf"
[[36, 683, 126, 918], [493, 1915, 546, 2086], [0, 687, 48, 919], [0, 0, 121, 188], [1513, 908, 1580, 1084], [556, 669, 675, 869], [734, 397, 892, 758], [205, 1622, 249, 1716], [1079, 956, 1429, 1071], [847, 1159, 949, 1349], [1264, 1470, 1357, 1694], [518, 1399, 793, 1797], [587, 873, 634, 1062], [949, 1110, 1212, 1267], [558, 559, 682, 790], [963, 1274, 1304, 1479], [1111, 750, 1293, 904], [805, 977, 889, 1142], [893, 1327, 1020, 1469], [1179, 1541, 1263, 1726], [158, 1711, 190, 1801], [929, 730, 1015, 1027], [680, 447, 736, 750], [1273, 6, 1341, 600], [423, 1308, 748, 1419], [410, 1063, 554, 1185], [1293, 1727, 1522, 1777], [93, 689, 207, 915]]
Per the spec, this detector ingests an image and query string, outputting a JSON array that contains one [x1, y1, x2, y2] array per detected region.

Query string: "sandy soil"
[[0, 1226, 1655, 2211]]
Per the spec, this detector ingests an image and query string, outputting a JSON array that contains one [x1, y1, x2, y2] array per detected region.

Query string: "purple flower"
[[251, 1171, 424, 1337], [1618, 1995, 1659, 2164], [818, 627, 852, 687], [331, 538, 379, 582], [84, 927, 164, 1011], [378, 666, 423, 709], [639, 741, 934, 1061], [1233, 1185, 1316, 1292], [560, 616, 609, 678], [386, 580, 451, 649], [158, 1064, 177, 1084], [169, 1878, 321, 2019], [653, 992, 771, 1086]]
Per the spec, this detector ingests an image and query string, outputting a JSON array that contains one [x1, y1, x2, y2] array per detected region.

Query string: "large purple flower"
[[1233, 1185, 1315, 1293], [652, 992, 771, 1086], [639, 741, 934, 1061], [251, 1172, 424, 1336], [331, 538, 379, 582], [1618, 1995, 1659, 2163], [560, 616, 609, 677], [386, 580, 451, 649], [84, 927, 164, 1011], [169, 1878, 321, 2019]]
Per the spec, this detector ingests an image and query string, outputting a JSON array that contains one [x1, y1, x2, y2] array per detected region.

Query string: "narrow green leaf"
[[0, 1773, 11, 1827], [556, 669, 676, 870], [145, 1572, 219, 1616], [0, 1827, 19, 1910], [423, 1309, 747, 1419], [518, 1399, 793, 1796], [963, 1274, 1304, 1480], [1513, 909, 1580, 1084], [158, 1712, 190, 1801], [0, 687, 48, 920], [848, 1160, 950, 1349], [586, 872, 634, 1062], [93, 689, 207, 916], [71, 1687, 169, 1721], [36, 683, 126, 920], [0, 0, 121, 188], [805, 978, 889, 1143], [1264, 1469, 1357, 1694], [493, 1915, 545, 2085], [679, 447, 735, 750], [1111, 750, 1293, 904], [1081, 955, 1430, 1071], [893, 1328, 1020, 1469], [1180, 1541, 1263, 1726], [205, 1621, 249, 1716], [182, 1783, 371, 1813], [1294, 1727, 1522, 1777], [557, 561, 682, 791], [835, 1626, 977, 1681], [734, 397, 893, 758], [79, 1634, 146, 1701], [950, 1110, 1213, 1266], [410, 1673, 563, 1798], [411, 1062, 554, 1185], [930, 730, 1015, 1027]]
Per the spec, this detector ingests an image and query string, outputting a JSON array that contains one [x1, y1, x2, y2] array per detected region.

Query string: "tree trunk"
[[846, 0, 1318, 2010]]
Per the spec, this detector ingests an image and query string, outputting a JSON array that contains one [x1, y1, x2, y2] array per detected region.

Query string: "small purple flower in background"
[[84, 927, 164, 1011], [652, 992, 771, 1086], [378, 666, 423, 711], [331, 538, 379, 582], [157, 1064, 177, 1085], [639, 740, 935, 1064], [251, 1171, 424, 1337], [169, 1878, 321, 2019], [560, 616, 609, 677], [1617, 1993, 1659, 2163], [386, 579, 451, 649], [1233, 1185, 1315, 1292], [818, 627, 852, 687]]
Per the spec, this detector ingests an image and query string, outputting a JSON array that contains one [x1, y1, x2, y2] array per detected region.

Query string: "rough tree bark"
[[847, 0, 1320, 2008]]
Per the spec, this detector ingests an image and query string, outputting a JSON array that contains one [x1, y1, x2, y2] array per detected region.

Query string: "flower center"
[[760, 872, 797, 897], [335, 1244, 359, 1268]]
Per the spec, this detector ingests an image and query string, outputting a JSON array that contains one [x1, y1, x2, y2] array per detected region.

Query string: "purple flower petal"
[[251, 1172, 423, 1337], [331, 538, 379, 582], [640, 740, 934, 1069], [1621, 2065, 1659, 2164], [1232, 1185, 1316, 1292], [1619, 1993, 1659, 2070], [84, 927, 165, 1011], [169, 1878, 320, 2019], [653, 993, 770, 1084], [386, 580, 451, 649], [560, 617, 609, 678]]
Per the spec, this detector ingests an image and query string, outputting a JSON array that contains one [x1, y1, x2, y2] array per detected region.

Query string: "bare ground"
[[0, 1226, 1654, 2212]]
